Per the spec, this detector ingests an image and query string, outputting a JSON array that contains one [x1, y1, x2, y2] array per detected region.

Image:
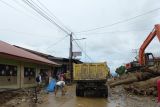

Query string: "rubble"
[[109, 67, 160, 96]]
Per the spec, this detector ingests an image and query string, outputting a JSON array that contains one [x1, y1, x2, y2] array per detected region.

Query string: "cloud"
[[0, 0, 160, 75]]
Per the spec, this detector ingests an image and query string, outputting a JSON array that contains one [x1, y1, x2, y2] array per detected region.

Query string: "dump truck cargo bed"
[[73, 62, 109, 81], [73, 62, 110, 97]]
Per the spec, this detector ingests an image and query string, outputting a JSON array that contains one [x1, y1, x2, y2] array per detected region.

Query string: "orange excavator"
[[126, 24, 160, 72]]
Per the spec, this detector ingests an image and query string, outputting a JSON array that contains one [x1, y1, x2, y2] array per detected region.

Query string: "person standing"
[[36, 73, 42, 85], [35, 73, 42, 92]]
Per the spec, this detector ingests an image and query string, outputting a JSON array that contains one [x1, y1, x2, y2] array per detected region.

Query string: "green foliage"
[[115, 66, 125, 76]]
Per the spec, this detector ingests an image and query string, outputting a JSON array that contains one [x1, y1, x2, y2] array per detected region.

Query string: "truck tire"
[[76, 84, 80, 96], [105, 85, 108, 98], [79, 89, 84, 97], [100, 85, 108, 98]]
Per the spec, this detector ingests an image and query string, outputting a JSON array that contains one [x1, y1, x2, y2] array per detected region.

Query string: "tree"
[[115, 66, 125, 76]]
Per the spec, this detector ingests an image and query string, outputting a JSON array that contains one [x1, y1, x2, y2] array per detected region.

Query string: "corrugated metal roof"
[[0, 40, 58, 65]]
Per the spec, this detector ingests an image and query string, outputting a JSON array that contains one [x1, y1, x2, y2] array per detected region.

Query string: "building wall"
[[0, 56, 52, 89], [20, 62, 38, 88], [0, 57, 20, 88]]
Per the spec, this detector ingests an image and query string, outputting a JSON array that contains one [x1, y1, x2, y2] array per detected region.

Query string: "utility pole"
[[69, 32, 73, 82]]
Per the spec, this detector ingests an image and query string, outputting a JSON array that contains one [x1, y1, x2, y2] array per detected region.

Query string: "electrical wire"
[[29, 0, 71, 34], [76, 28, 151, 36], [13, 0, 51, 25], [72, 35, 93, 62], [28, 0, 57, 23], [23, 0, 68, 34], [1, 0, 71, 49], [0, 0, 49, 25], [46, 35, 69, 50], [1, 0, 71, 34], [73, 40, 93, 62], [75, 7, 160, 34], [35, 0, 71, 33], [1, 0, 75, 59], [0, 0, 23, 13], [22, 0, 70, 35], [29, 0, 59, 23]]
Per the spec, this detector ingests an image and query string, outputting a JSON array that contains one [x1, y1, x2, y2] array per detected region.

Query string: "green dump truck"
[[73, 62, 110, 97]]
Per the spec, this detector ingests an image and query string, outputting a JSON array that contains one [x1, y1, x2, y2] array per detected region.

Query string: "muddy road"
[[2, 85, 157, 107]]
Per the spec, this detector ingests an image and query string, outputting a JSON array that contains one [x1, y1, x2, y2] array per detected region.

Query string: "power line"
[[22, 0, 70, 35], [29, 0, 68, 33], [35, 0, 71, 33], [2, 0, 72, 46], [72, 35, 93, 62], [13, 0, 51, 25], [13, 0, 71, 37], [76, 28, 151, 36], [75, 7, 160, 34], [0, 0, 48, 25], [73, 34, 92, 62], [73, 40, 93, 62], [0, 0, 23, 13], [2, 0, 67, 32], [28, 0, 58, 25], [29, 0, 71, 34], [46, 35, 69, 50], [1, 0, 71, 34], [4, 0, 73, 59], [0, 0, 34, 17], [29, 0, 58, 23]]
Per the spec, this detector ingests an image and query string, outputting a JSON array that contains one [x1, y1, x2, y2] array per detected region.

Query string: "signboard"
[[73, 52, 82, 57]]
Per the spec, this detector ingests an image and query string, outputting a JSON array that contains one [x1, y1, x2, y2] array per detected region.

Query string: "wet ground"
[[1, 85, 158, 107]]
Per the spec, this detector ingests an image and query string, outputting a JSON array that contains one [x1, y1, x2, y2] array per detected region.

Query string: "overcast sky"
[[0, 0, 160, 74]]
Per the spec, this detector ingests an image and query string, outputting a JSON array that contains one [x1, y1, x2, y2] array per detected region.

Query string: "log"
[[109, 68, 160, 87], [110, 76, 138, 87], [132, 76, 160, 89], [109, 72, 143, 87], [108, 73, 131, 84]]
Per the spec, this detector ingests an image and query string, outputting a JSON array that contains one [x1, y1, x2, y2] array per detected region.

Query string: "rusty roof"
[[0, 40, 58, 66]]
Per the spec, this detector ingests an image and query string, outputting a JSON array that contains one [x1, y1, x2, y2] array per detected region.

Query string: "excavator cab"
[[144, 53, 154, 66], [125, 53, 154, 72]]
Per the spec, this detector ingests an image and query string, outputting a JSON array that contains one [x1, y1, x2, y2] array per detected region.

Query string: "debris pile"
[[0, 88, 47, 106], [109, 66, 160, 96]]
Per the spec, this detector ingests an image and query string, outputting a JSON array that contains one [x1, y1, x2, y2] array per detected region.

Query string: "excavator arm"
[[139, 24, 160, 65]]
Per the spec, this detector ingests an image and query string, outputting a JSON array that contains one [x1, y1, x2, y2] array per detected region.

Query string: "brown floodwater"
[[16, 85, 114, 107], [12, 85, 157, 107]]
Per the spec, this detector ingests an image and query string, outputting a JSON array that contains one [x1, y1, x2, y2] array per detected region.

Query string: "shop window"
[[0, 64, 17, 76], [24, 67, 35, 77]]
